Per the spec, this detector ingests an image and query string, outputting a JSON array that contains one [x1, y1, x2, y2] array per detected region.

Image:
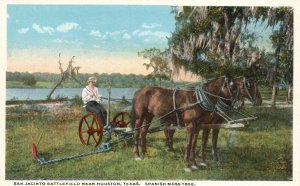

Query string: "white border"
[[1, 1, 299, 186]]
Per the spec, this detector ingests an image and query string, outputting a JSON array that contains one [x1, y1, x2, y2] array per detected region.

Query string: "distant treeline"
[[6, 71, 177, 88]]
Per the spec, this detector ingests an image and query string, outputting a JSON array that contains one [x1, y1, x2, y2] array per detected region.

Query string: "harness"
[[172, 89, 181, 126], [170, 77, 240, 127], [216, 99, 232, 113], [135, 77, 242, 131], [195, 77, 240, 113], [195, 86, 216, 112]]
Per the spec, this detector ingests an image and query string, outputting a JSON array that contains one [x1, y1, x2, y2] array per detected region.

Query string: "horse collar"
[[195, 77, 240, 113], [195, 86, 216, 112]]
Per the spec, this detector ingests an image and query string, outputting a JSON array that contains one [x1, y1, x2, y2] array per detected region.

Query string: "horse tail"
[[130, 97, 136, 131]]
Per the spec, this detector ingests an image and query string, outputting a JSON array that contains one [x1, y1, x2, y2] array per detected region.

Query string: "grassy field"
[[5, 99, 292, 180]]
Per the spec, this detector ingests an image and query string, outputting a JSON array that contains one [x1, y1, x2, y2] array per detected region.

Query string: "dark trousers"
[[86, 101, 107, 125]]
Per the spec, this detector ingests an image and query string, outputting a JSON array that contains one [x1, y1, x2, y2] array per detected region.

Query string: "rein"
[[172, 89, 181, 126], [134, 101, 199, 131]]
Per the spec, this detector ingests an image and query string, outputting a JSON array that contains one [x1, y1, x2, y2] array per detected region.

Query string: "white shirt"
[[82, 85, 102, 106]]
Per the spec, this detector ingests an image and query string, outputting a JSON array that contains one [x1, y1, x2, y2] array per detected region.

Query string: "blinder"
[[219, 76, 242, 110], [242, 77, 257, 104], [223, 76, 239, 101]]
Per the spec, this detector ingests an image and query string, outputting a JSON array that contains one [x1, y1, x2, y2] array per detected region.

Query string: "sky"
[[7, 5, 176, 75], [7, 5, 275, 79]]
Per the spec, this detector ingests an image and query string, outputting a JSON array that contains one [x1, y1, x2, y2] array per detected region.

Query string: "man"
[[82, 76, 107, 125]]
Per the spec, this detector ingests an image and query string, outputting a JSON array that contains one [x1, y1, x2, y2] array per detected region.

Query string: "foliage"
[[6, 72, 162, 88], [168, 6, 293, 83], [22, 73, 37, 86], [270, 20, 293, 85], [170, 7, 248, 62], [138, 48, 173, 86]]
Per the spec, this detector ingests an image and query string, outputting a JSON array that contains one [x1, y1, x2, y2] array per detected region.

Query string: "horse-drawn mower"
[[31, 78, 259, 165], [32, 110, 133, 164], [31, 86, 135, 165]]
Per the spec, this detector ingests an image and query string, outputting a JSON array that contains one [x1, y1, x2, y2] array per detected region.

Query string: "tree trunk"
[[47, 75, 65, 100], [271, 46, 280, 108], [271, 62, 278, 107], [287, 84, 293, 104], [271, 79, 277, 108]]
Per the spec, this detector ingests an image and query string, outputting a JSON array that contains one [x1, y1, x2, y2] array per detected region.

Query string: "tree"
[[22, 73, 37, 86], [269, 18, 293, 105], [169, 6, 251, 75], [169, 6, 293, 105], [138, 48, 172, 86], [250, 7, 293, 105], [47, 53, 82, 100]]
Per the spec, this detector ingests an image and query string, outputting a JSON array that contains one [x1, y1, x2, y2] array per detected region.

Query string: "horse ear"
[[224, 73, 233, 80]]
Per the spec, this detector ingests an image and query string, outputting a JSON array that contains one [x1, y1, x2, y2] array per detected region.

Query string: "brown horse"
[[162, 76, 262, 167], [131, 75, 242, 171], [198, 76, 262, 166]]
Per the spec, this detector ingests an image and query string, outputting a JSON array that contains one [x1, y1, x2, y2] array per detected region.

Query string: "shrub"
[[22, 74, 37, 86]]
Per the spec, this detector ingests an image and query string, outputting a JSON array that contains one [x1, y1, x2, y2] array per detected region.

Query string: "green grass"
[[6, 103, 292, 180], [259, 86, 288, 102], [6, 81, 55, 88]]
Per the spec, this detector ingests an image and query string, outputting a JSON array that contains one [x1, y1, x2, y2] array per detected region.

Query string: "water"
[[6, 87, 138, 101]]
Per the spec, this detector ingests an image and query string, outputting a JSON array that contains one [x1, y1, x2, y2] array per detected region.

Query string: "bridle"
[[223, 76, 240, 102], [218, 76, 241, 111], [242, 77, 257, 104]]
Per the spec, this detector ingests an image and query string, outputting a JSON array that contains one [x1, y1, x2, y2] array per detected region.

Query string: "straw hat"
[[87, 76, 97, 83]]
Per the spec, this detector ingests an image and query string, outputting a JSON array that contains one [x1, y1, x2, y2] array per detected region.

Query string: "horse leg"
[[163, 129, 170, 148], [190, 124, 200, 170], [168, 129, 175, 151], [212, 128, 220, 165], [164, 127, 175, 151], [133, 117, 144, 160], [141, 115, 153, 156], [183, 122, 194, 172], [162, 119, 173, 150], [199, 129, 210, 167]]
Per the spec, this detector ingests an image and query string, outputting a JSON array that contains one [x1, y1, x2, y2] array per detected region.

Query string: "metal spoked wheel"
[[112, 112, 131, 128], [79, 113, 104, 147]]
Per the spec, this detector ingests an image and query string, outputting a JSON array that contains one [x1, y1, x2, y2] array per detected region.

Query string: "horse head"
[[222, 74, 244, 109], [204, 74, 243, 110], [235, 76, 262, 106]]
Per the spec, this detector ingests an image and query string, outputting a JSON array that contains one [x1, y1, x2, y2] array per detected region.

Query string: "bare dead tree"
[[47, 53, 81, 100]]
